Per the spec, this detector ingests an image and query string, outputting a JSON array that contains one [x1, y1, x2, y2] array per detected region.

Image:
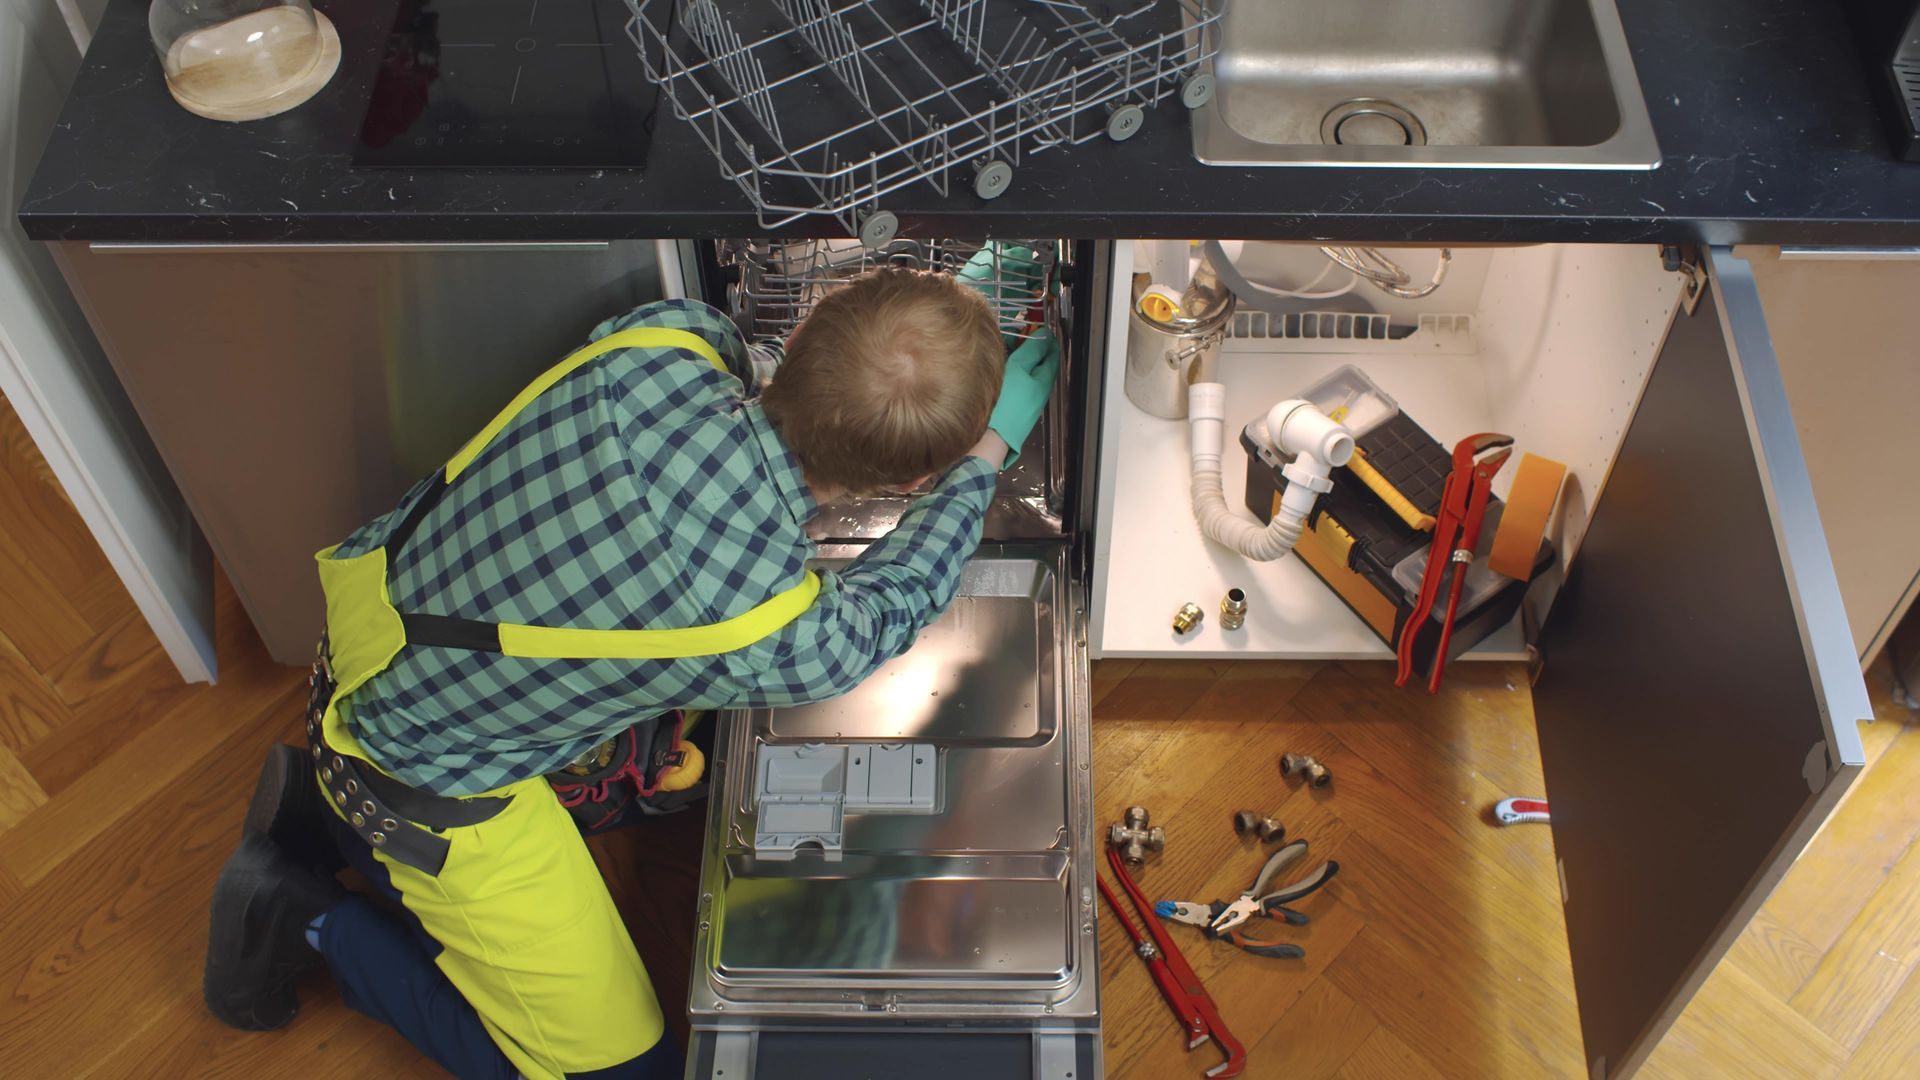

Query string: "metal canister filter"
[[1123, 271, 1237, 419]]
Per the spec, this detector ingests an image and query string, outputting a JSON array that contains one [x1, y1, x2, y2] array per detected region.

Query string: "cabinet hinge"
[[1521, 593, 1546, 687], [1660, 244, 1705, 315]]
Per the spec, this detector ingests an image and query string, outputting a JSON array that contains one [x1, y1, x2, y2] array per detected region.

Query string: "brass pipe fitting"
[[1172, 602, 1204, 635], [1220, 588, 1247, 630]]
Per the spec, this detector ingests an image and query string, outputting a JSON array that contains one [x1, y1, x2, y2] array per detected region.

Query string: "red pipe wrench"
[[1102, 845, 1247, 1077], [1395, 432, 1514, 693]]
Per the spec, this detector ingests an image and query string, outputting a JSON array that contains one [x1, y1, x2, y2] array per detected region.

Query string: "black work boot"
[[244, 742, 346, 875], [203, 833, 345, 1030]]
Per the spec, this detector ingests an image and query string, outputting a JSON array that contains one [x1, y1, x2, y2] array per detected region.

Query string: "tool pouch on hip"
[[548, 713, 708, 837]]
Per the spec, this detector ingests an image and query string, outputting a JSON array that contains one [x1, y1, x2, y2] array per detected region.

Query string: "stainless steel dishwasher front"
[[49, 239, 664, 662], [689, 546, 1097, 1079]]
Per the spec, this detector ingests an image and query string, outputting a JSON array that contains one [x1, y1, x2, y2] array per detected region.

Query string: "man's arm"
[[735, 446, 1002, 706]]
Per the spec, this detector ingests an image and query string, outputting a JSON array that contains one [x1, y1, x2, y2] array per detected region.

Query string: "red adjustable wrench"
[[1396, 433, 1514, 693]]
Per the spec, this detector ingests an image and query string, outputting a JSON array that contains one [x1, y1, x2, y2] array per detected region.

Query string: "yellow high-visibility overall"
[[311, 328, 818, 1077]]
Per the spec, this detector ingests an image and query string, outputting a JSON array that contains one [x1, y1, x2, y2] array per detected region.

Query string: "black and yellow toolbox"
[[1238, 367, 1552, 676]]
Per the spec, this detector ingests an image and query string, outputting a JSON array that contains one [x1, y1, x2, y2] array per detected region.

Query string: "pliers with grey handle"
[[1187, 839, 1340, 934]]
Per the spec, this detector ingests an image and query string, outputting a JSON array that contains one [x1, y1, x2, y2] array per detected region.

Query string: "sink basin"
[[1190, 0, 1660, 168]]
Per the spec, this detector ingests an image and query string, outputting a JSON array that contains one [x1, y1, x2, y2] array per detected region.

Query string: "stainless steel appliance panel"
[[766, 557, 1053, 744], [52, 240, 660, 662], [713, 853, 1072, 979]]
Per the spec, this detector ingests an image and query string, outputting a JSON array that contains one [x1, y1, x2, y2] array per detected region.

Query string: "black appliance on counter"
[[1841, 0, 1920, 160], [355, 0, 657, 169]]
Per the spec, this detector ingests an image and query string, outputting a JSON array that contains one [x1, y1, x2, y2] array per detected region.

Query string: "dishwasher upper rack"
[[722, 236, 1058, 341], [627, 0, 1222, 243]]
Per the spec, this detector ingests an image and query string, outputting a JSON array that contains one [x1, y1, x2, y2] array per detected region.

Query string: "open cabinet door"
[[1531, 247, 1871, 1079]]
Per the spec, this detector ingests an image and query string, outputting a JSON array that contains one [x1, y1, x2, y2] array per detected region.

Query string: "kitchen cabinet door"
[[1531, 248, 1870, 1079]]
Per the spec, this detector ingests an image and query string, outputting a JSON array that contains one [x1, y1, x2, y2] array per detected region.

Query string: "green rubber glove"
[[957, 242, 1045, 294], [987, 328, 1062, 470], [958, 242, 1047, 344]]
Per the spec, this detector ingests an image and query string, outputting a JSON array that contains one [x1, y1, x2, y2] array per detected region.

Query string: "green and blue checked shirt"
[[331, 299, 999, 796]]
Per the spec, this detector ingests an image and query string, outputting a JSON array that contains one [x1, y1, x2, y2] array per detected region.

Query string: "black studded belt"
[[305, 644, 509, 876]]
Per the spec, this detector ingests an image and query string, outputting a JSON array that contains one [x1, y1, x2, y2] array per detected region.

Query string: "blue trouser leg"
[[316, 811, 680, 1080], [319, 810, 518, 1079], [318, 895, 519, 1080]]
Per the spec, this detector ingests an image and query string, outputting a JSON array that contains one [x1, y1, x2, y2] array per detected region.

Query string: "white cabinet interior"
[[1091, 241, 1687, 659]]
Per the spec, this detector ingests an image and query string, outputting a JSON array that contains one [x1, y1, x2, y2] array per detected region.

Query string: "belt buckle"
[[307, 637, 336, 731], [311, 630, 334, 680]]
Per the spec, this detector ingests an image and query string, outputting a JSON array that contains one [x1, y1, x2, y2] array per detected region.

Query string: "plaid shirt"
[[331, 299, 998, 795]]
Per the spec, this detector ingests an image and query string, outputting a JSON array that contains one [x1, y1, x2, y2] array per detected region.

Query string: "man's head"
[[763, 266, 1005, 498]]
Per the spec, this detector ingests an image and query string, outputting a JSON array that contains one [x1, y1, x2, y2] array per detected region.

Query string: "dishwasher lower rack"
[[686, 546, 1098, 1078], [714, 236, 1073, 542], [722, 236, 1058, 343], [628, 0, 1221, 242]]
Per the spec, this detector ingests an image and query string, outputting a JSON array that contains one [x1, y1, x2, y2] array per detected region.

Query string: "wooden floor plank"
[[0, 570, 280, 879], [0, 631, 69, 756], [0, 671, 299, 887], [1325, 922, 1582, 1079], [18, 640, 201, 799], [0, 540, 95, 673], [1333, 1022, 1447, 1080], [1267, 722, 1570, 969], [1789, 833, 1920, 1048], [0, 741, 50, 833], [1089, 658, 1143, 710], [1722, 907, 1826, 1006], [1304, 665, 1561, 908], [1644, 959, 1850, 1080], [68, 568, 140, 640], [1325, 659, 1547, 798], [45, 604, 164, 711], [1838, 961, 1920, 1080], [0, 398, 115, 609], [1243, 977, 1379, 1080], [1092, 660, 1236, 720], [83, 978, 437, 1080], [0, 693, 297, 1073]]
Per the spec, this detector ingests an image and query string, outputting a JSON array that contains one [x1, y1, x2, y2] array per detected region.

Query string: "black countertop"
[[20, 0, 1920, 244]]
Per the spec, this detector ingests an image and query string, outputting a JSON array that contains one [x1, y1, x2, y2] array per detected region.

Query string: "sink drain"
[[1321, 99, 1428, 147]]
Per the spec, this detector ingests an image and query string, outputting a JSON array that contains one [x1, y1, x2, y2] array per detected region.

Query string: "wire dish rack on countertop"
[[627, 0, 1222, 243], [721, 236, 1059, 341]]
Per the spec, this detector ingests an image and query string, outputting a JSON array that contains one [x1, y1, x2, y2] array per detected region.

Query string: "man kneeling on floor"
[[202, 262, 1060, 1078]]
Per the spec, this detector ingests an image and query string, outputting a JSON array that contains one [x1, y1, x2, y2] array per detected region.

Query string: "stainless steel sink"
[[1190, 0, 1660, 168]]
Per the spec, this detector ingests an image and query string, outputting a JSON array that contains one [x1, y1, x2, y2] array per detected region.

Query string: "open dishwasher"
[[662, 238, 1107, 1080]]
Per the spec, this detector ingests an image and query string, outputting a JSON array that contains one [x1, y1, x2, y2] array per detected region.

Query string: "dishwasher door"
[[674, 236, 1105, 1078], [687, 544, 1097, 1080]]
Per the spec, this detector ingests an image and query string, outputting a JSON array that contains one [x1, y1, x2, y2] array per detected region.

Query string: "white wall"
[[1, 0, 216, 681]]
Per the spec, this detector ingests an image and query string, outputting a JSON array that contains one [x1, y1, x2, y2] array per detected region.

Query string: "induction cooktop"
[[355, 0, 658, 169]]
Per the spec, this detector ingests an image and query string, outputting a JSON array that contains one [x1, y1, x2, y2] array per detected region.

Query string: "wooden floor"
[[1, 389, 1917, 1077]]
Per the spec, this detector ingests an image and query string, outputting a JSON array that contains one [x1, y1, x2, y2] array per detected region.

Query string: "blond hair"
[[763, 267, 1005, 493]]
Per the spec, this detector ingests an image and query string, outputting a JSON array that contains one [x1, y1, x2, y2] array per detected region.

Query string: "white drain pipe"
[[1188, 384, 1353, 561]]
